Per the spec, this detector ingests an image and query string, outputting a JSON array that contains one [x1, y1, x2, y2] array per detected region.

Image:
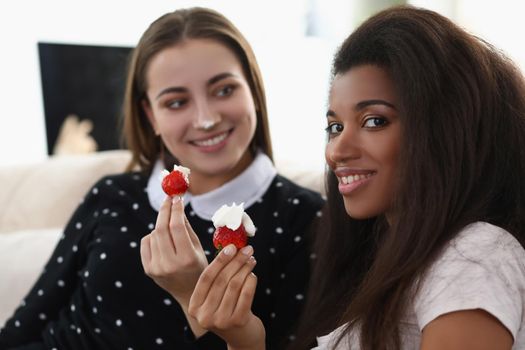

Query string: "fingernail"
[[172, 196, 181, 205], [241, 245, 253, 256], [222, 244, 236, 256]]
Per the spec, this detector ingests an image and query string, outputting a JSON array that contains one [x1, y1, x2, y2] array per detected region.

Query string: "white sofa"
[[0, 150, 324, 327]]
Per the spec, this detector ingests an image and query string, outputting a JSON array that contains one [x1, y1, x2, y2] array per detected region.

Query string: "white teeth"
[[339, 173, 372, 185], [194, 132, 228, 147]]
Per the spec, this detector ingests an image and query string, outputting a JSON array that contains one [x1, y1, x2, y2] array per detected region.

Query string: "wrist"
[[175, 296, 191, 311], [222, 315, 266, 350], [176, 297, 209, 338]]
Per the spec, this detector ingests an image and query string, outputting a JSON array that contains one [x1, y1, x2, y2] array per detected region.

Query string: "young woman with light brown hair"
[[0, 8, 323, 350]]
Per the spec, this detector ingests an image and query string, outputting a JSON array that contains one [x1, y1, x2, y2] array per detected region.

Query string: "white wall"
[[1, 0, 524, 172], [0, 0, 333, 173], [410, 0, 525, 72]]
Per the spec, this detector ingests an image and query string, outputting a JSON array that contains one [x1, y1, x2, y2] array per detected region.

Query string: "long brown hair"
[[292, 5, 525, 349], [121, 7, 272, 173]]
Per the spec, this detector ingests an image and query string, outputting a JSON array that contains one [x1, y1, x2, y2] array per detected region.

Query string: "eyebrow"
[[155, 72, 238, 100], [326, 99, 397, 117]]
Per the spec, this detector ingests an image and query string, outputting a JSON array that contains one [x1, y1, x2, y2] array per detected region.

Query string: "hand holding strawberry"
[[212, 202, 256, 251], [161, 165, 190, 196]]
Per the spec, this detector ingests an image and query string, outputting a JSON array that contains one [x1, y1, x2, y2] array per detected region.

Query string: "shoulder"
[[270, 174, 325, 209], [90, 171, 147, 191], [413, 222, 525, 338], [82, 171, 149, 204], [260, 174, 325, 224], [442, 222, 524, 263], [246, 174, 324, 236]]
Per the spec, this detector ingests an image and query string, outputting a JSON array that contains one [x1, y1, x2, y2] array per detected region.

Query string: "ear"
[[141, 98, 159, 135]]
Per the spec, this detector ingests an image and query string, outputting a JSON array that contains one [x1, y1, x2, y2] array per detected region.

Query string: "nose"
[[192, 98, 222, 131], [325, 127, 361, 165]]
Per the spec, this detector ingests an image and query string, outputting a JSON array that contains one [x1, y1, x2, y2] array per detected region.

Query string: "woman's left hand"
[[188, 245, 266, 350]]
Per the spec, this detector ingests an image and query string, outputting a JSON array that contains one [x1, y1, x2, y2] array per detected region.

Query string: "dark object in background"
[[38, 42, 133, 155]]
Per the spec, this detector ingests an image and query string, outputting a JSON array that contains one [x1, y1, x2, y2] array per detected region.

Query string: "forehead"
[[146, 38, 244, 87], [330, 65, 396, 104]]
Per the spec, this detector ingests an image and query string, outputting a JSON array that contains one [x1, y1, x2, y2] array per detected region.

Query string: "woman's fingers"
[[151, 195, 194, 265], [142, 195, 210, 305], [189, 245, 239, 310], [189, 245, 255, 324], [184, 214, 203, 250], [169, 196, 196, 254], [139, 234, 152, 271], [155, 194, 172, 228], [142, 196, 177, 276], [150, 198, 177, 265], [215, 256, 257, 322], [231, 271, 257, 322]]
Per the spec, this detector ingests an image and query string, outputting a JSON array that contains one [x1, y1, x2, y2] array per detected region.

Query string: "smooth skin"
[[325, 65, 401, 220], [186, 65, 515, 349], [142, 38, 257, 195], [420, 309, 513, 350]]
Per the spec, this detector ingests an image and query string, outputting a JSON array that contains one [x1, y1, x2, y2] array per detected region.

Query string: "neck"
[[188, 151, 254, 195]]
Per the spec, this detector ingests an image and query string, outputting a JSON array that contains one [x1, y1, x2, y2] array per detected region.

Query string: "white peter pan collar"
[[146, 152, 277, 220]]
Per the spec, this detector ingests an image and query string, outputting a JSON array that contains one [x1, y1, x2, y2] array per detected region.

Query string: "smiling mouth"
[[191, 129, 231, 147], [338, 172, 375, 185]]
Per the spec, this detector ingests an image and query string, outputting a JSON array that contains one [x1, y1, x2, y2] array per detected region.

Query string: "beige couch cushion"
[[0, 150, 131, 233], [0, 228, 62, 326]]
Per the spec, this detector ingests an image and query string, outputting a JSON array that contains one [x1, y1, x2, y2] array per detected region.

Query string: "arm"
[[188, 244, 266, 350], [420, 309, 513, 350], [413, 225, 524, 350], [140, 195, 209, 337]]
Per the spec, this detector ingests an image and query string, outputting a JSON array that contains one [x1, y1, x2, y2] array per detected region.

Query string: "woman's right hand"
[[188, 244, 266, 350], [140, 196, 208, 309]]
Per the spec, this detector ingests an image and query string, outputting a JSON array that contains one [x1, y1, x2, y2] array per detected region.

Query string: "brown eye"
[[325, 123, 343, 135], [167, 99, 187, 109], [216, 85, 234, 97], [363, 116, 388, 128]]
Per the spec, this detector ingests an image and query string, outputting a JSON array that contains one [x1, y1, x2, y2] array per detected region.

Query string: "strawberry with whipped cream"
[[212, 202, 256, 250]]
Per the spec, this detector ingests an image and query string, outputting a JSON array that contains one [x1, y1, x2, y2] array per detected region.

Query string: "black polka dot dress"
[[0, 159, 324, 349]]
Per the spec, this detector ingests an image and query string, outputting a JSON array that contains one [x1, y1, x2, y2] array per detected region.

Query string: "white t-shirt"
[[314, 222, 525, 349]]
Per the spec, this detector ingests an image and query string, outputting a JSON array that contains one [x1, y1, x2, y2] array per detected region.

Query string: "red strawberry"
[[213, 225, 248, 250], [161, 170, 189, 196]]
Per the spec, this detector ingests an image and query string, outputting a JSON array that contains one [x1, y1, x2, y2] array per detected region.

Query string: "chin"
[[344, 203, 381, 220]]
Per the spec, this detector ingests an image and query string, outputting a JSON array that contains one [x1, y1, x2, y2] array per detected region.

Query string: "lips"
[[334, 169, 376, 195], [339, 173, 373, 184], [191, 129, 232, 147]]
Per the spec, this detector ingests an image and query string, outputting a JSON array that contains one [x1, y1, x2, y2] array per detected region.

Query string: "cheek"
[[375, 140, 401, 205], [324, 141, 337, 169], [235, 97, 258, 132], [324, 145, 332, 166], [245, 112, 258, 143], [157, 116, 189, 140], [385, 139, 401, 178], [233, 89, 257, 118]]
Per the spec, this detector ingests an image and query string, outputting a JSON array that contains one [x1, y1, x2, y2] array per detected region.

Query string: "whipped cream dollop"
[[160, 164, 191, 184], [211, 202, 256, 236]]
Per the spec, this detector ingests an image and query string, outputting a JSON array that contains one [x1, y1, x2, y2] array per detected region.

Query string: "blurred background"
[[0, 0, 523, 172]]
